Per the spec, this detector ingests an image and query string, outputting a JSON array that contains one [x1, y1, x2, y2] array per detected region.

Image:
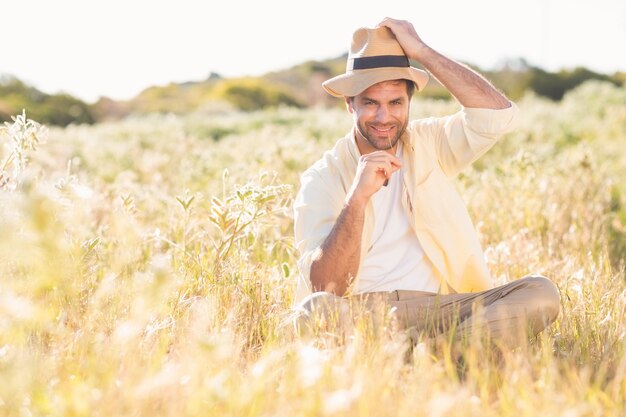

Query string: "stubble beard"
[[356, 119, 408, 152]]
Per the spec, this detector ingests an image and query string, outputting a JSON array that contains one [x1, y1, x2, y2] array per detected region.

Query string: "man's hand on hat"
[[347, 151, 403, 205], [376, 17, 429, 62]]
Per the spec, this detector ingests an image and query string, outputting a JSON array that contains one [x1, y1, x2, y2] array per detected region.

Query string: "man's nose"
[[375, 105, 391, 121]]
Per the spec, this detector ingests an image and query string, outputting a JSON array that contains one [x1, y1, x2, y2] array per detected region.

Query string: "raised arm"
[[377, 17, 511, 109]]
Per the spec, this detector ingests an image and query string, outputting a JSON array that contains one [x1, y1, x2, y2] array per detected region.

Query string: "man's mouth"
[[370, 125, 394, 136]]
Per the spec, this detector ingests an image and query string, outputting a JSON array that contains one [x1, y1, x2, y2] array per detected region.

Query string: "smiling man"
[[292, 18, 560, 348]]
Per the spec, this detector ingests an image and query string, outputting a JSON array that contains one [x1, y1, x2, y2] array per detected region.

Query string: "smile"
[[371, 126, 394, 134]]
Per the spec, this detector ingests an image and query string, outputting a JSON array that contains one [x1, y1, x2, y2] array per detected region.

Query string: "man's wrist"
[[411, 44, 435, 65], [344, 191, 368, 212]]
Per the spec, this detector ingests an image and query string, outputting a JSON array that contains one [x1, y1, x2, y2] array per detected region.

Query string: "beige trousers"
[[295, 276, 561, 348]]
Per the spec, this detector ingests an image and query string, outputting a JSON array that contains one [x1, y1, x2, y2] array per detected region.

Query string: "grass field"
[[1, 80, 625, 416]]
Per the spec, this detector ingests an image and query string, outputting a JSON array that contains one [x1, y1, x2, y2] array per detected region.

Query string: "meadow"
[[1, 80, 625, 416]]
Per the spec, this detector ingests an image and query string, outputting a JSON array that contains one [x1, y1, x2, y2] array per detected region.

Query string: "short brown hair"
[[406, 79, 416, 99]]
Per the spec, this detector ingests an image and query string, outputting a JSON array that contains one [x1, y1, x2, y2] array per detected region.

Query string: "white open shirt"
[[355, 143, 441, 294]]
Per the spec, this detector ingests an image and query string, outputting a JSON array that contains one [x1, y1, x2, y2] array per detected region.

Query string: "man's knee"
[[299, 291, 349, 313], [522, 275, 561, 324], [293, 292, 352, 333]]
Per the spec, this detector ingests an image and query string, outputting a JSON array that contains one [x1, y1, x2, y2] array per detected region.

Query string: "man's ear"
[[345, 97, 354, 113]]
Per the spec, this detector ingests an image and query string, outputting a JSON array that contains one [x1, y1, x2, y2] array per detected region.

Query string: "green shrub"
[[210, 78, 303, 111], [0, 76, 94, 126]]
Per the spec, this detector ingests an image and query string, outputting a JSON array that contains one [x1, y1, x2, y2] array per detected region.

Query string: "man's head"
[[346, 79, 411, 154], [322, 26, 429, 98]]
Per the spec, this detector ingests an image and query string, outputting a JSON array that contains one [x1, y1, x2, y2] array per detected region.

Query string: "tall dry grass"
[[0, 80, 625, 416]]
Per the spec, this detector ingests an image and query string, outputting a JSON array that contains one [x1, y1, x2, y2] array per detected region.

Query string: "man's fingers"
[[368, 159, 402, 176], [389, 158, 402, 171], [353, 151, 403, 194], [359, 152, 402, 182], [360, 151, 402, 167], [372, 161, 393, 177], [352, 151, 403, 198]]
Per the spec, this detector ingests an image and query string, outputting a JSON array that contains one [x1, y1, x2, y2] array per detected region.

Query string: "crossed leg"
[[294, 275, 561, 349]]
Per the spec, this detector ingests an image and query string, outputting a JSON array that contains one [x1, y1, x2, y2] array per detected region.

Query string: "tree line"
[[1, 58, 624, 126]]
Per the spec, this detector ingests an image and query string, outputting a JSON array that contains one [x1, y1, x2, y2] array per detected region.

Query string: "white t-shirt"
[[355, 144, 440, 294]]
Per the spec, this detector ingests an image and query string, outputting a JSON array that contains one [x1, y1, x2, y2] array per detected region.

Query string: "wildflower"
[[0, 110, 47, 191]]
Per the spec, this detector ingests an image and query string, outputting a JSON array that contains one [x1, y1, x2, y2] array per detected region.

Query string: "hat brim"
[[322, 67, 429, 98]]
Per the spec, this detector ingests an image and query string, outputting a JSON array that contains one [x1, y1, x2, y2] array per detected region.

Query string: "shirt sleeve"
[[411, 102, 519, 177], [293, 164, 346, 299]]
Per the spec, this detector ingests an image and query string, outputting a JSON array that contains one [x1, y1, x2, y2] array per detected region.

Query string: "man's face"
[[346, 79, 411, 155]]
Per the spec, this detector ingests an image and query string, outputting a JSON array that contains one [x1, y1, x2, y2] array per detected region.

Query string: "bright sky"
[[3, 0, 625, 103]]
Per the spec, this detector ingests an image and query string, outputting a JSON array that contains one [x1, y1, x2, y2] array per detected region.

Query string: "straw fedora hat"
[[323, 26, 429, 97]]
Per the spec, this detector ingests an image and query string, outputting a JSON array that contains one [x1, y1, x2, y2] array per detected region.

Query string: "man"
[[292, 18, 560, 347]]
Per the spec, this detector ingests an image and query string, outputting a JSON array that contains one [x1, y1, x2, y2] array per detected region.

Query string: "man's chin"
[[369, 134, 399, 148], [369, 140, 396, 151]]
